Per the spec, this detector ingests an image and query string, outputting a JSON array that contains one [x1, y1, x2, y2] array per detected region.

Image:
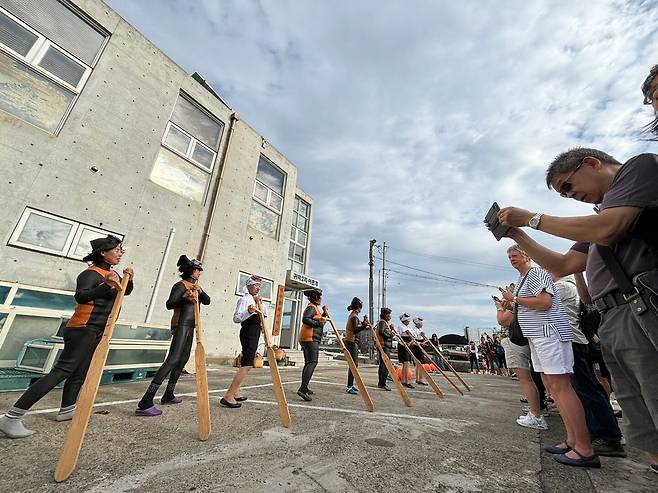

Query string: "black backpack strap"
[[596, 245, 635, 295]]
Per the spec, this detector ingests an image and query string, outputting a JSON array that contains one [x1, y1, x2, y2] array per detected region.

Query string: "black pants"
[[15, 327, 102, 410], [300, 341, 319, 393], [378, 347, 391, 386], [571, 342, 622, 443], [531, 365, 547, 410], [151, 325, 194, 387], [345, 341, 359, 387]]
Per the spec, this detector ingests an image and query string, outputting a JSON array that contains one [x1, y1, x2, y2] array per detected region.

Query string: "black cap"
[[177, 255, 203, 273], [82, 235, 122, 262], [304, 288, 323, 300], [348, 297, 363, 311]]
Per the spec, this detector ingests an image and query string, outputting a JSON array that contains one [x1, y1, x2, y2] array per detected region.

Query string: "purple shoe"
[[135, 406, 162, 417], [161, 396, 183, 405]]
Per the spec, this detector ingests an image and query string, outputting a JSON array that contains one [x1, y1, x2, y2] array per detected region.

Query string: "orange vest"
[[299, 303, 322, 342]]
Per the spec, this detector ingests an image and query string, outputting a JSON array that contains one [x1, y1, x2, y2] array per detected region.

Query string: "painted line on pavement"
[[26, 380, 302, 415], [214, 396, 470, 425]]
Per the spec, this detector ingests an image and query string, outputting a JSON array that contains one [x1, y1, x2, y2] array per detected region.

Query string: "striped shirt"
[[515, 267, 573, 342]]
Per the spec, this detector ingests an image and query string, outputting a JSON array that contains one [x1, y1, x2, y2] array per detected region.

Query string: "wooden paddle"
[[325, 308, 374, 412], [256, 298, 291, 428], [423, 336, 471, 392], [411, 339, 463, 395], [392, 330, 444, 398], [369, 322, 411, 407], [193, 297, 212, 440], [54, 273, 130, 482]]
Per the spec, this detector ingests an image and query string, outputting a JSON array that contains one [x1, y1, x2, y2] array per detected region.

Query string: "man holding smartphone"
[[494, 147, 658, 472]]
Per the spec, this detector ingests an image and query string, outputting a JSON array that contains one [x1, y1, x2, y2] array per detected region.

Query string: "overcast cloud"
[[107, 0, 658, 337]]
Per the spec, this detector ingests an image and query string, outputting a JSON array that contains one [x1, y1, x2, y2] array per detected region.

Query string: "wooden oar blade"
[[195, 341, 211, 441], [267, 346, 291, 427], [54, 275, 129, 482]]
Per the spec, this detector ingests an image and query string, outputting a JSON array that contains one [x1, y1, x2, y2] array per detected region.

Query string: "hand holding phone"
[[484, 202, 511, 241]]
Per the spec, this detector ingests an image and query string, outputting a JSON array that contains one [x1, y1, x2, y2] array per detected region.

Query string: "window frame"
[[252, 155, 286, 215], [0, 7, 93, 93], [0, 4, 109, 135], [160, 121, 218, 173], [235, 271, 274, 302], [288, 196, 310, 273], [8, 207, 123, 260]]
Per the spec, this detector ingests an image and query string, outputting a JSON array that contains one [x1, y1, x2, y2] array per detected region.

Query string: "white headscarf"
[[399, 313, 411, 323]]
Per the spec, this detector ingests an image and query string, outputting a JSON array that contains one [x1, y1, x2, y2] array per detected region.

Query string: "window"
[[288, 196, 310, 273], [0, 1, 107, 132], [236, 272, 274, 301], [253, 155, 285, 213], [151, 93, 224, 201], [249, 155, 286, 239], [8, 208, 123, 260]]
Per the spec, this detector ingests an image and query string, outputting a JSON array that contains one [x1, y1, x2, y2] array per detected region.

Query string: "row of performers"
[[294, 292, 434, 402], [0, 235, 434, 438]]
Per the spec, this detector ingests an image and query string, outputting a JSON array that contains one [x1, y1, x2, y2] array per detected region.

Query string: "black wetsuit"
[[138, 279, 210, 409], [14, 263, 133, 411]]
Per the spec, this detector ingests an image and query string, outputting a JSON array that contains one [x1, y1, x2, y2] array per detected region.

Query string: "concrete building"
[[0, 0, 318, 381]]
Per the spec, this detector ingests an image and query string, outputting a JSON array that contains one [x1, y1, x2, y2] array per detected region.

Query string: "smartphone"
[[484, 202, 510, 241]]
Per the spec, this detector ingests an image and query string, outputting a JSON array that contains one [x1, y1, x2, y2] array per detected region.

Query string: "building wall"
[[0, 0, 312, 360]]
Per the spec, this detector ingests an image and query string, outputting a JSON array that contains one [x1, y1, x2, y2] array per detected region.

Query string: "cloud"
[[106, 0, 658, 332]]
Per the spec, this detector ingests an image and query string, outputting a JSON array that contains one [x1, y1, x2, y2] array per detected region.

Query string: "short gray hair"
[[506, 244, 529, 257], [545, 148, 622, 189]]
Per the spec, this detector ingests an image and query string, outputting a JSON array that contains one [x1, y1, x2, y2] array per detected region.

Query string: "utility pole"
[[368, 239, 376, 323], [381, 241, 387, 308], [368, 239, 376, 360], [377, 268, 381, 317]]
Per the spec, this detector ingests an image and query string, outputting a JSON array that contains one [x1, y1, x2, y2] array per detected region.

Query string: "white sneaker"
[[516, 413, 548, 430]]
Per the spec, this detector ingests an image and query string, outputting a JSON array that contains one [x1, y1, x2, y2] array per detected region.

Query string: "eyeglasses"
[[556, 160, 584, 197]]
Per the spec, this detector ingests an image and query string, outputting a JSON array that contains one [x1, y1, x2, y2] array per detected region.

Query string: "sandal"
[[544, 441, 572, 454], [553, 448, 601, 468]]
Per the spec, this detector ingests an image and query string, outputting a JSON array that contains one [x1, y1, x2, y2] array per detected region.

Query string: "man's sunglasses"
[[556, 159, 584, 197]]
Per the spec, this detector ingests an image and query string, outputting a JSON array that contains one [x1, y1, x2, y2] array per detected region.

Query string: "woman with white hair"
[[410, 317, 428, 386], [397, 313, 415, 389], [500, 244, 599, 468], [221, 275, 267, 408]]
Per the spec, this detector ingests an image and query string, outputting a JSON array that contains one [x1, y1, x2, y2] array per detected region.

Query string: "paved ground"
[[0, 363, 654, 493]]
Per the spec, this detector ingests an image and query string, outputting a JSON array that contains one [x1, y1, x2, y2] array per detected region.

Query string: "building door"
[[279, 294, 299, 349]]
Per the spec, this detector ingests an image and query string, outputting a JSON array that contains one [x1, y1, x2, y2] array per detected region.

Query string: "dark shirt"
[[571, 154, 658, 299], [302, 304, 325, 343], [167, 279, 211, 327], [377, 320, 393, 350], [67, 265, 133, 329]]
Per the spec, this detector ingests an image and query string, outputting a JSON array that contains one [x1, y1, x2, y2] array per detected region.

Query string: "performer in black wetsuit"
[[136, 255, 210, 416], [0, 235, 133, 438], [376, 307, 394, 391]]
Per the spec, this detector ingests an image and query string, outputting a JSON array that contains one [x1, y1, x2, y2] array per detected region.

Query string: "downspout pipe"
[[198, 112, 239, 261]]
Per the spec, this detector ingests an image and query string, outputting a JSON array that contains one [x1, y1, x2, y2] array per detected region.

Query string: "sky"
[[106, 0, 658, 338]]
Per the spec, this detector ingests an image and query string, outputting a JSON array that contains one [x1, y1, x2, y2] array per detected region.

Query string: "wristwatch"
[[528, 213, 543, 229]]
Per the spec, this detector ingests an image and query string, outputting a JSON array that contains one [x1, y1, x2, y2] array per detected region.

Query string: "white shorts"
[[500, 337, 530, 370], [528, 335, 574, 375]]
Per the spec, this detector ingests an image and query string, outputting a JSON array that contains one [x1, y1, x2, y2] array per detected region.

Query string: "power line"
[[386, 245, 509, 272], [374, 257, 501, 289], [387, 269, 494, 289]]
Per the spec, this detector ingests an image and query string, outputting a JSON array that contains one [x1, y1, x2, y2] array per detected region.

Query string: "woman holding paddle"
[[376, 308, 394, 391], [136, 255, 210, 416], [343, 297, 370, 395], [297, 288, 327, 402], [0, 235, 133, 438]]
